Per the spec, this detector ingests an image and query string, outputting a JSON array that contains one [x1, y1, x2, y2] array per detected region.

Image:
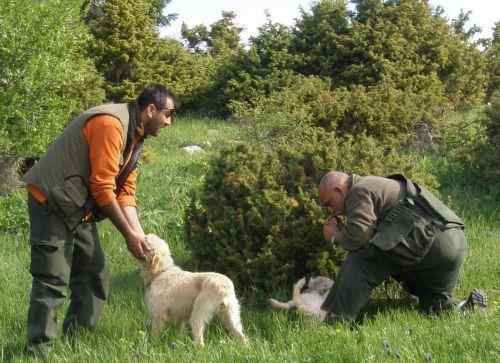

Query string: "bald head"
[[318, 171, 350, 215], [319, 171, 350, 191]]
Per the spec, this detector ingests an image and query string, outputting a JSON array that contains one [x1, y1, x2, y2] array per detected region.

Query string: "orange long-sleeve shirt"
[[27, 114, 141, 208]]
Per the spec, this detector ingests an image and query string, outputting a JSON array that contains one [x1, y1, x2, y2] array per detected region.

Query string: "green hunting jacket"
[[336, 174, 406, 251], [336, 174, 463, 256]]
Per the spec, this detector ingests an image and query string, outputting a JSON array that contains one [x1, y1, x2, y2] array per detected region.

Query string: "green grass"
[[0, 114, 499, 362]]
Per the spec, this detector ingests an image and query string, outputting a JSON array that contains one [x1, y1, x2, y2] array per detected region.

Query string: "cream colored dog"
[[140, 234, 248, 347], [268, 276, 334, 321]]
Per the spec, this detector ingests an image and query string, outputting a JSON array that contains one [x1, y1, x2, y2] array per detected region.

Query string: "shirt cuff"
[[117, 195, 137, 208], [94, 191, 117, 208]]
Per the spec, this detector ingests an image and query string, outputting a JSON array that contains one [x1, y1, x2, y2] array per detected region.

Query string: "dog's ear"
[[317, 279, 333, 295], [317, 285, 328, 295], [150, 253, 160, 274]]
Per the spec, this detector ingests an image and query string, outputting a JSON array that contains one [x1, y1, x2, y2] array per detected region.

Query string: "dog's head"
[[143, 234, 174, 274], [305, 276, 334, 295]]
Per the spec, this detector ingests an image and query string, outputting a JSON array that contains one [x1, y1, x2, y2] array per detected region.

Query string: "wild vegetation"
[[0, 114, 498, 361], [0, 0, 498, 361]]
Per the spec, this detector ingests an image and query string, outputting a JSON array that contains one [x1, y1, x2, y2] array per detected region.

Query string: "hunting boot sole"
[[461, 288, 488, 310]]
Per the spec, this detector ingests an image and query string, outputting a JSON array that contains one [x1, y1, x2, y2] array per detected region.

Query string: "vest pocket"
[[369, 201, 438, 266], [49, 176, 90, 229]]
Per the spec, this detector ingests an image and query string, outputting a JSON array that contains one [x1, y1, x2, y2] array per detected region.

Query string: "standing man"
[[22, 84, 180, 350], [318, 171, 487, 323]]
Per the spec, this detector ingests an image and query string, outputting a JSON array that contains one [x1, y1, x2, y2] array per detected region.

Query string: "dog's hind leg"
[[267, 298, 296, 310], [221, 295, 248, 346], [190, 292, 217, 347], [291, 277, 307, 307], [268, 277, 307, 310]]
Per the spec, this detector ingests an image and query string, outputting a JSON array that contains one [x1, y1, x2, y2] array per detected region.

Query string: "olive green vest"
[[22, 103, 131, 200]]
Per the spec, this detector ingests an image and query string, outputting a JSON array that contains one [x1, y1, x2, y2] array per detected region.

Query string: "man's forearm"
[[101, 199, 135, 239], [100, 199, 150, 259], [121, 205, 144, 235], [336, 224, 372, 251]]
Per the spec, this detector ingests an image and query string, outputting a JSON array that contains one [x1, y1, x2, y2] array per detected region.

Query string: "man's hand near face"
[[323, 216, 344, 245]]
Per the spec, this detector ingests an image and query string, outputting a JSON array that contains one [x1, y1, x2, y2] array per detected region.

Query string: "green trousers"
[[321, 227, 467, 321], [26, 195, 109, 346]]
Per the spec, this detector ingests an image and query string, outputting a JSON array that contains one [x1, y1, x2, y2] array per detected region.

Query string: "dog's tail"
[[292, 277, 307, 307]]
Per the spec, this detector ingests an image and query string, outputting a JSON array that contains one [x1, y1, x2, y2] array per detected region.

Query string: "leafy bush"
[[0, 189, 29, 234], [158, 43, 217, 110], [206, 0, 487, 117], [206, 20, 299, 115], [228, 75, 330, 145], [177, 11, 246, 112], [86, 0, 161, 102], [485, 22, 500, 100], [475, 91, 500, 183], [328, 80, 450, 146], [181, 11, 243, 57], [184, 132, 438, 291], [291, 0, 487, 109], [0, 0, 104, 159], [429, 92, 499, 187], [231, 75, 449, 147]]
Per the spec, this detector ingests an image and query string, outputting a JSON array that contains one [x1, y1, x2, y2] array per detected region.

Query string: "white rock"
[[180, 145, 203, 154]]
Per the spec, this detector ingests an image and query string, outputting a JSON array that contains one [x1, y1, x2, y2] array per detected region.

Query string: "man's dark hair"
[[137, 84, 181, 111]]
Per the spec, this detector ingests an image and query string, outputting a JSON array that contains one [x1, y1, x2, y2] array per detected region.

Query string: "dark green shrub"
[[290, 0, 352, 79], [291, 0, 487, 109], [430, 92, 499, 187], [181, 11, 243, 58], [192, 1, 487, 118], [206, 20, 299, 114], [229, 75, 330, 145], [485, 22, 500, 100], [475, 91, 500, 183], [231, 75, 449, 147], [184, 132, 438, 291], [87, 0, 165, 102], [178, 11, 246, 112], [155, 39, 217, 110], [327, 80, 450, 146]]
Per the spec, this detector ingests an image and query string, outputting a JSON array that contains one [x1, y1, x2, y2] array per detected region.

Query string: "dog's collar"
[[142, 265, 179, 290], [143, 274, 157, 290]]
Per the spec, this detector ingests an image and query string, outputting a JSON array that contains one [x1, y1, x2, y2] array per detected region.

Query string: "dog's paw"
[[267, 298, 279, 309], [295, 277, 307, 290], [242, 337, 250, 347]]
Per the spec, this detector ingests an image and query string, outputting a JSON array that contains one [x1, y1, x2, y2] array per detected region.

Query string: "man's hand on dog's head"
[[126, 232, 151, 260]]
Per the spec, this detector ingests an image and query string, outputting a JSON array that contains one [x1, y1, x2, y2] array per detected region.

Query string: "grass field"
[[0, 114, 498, 362]]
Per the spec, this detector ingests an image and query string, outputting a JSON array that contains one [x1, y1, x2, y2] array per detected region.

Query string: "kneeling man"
[[318, 171, 487, 323]]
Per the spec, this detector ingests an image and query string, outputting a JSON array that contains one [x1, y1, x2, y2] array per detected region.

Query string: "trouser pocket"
[[28, 194, 73, 278], [27, 239, 73, 345], [29, 242, 73, 285]]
